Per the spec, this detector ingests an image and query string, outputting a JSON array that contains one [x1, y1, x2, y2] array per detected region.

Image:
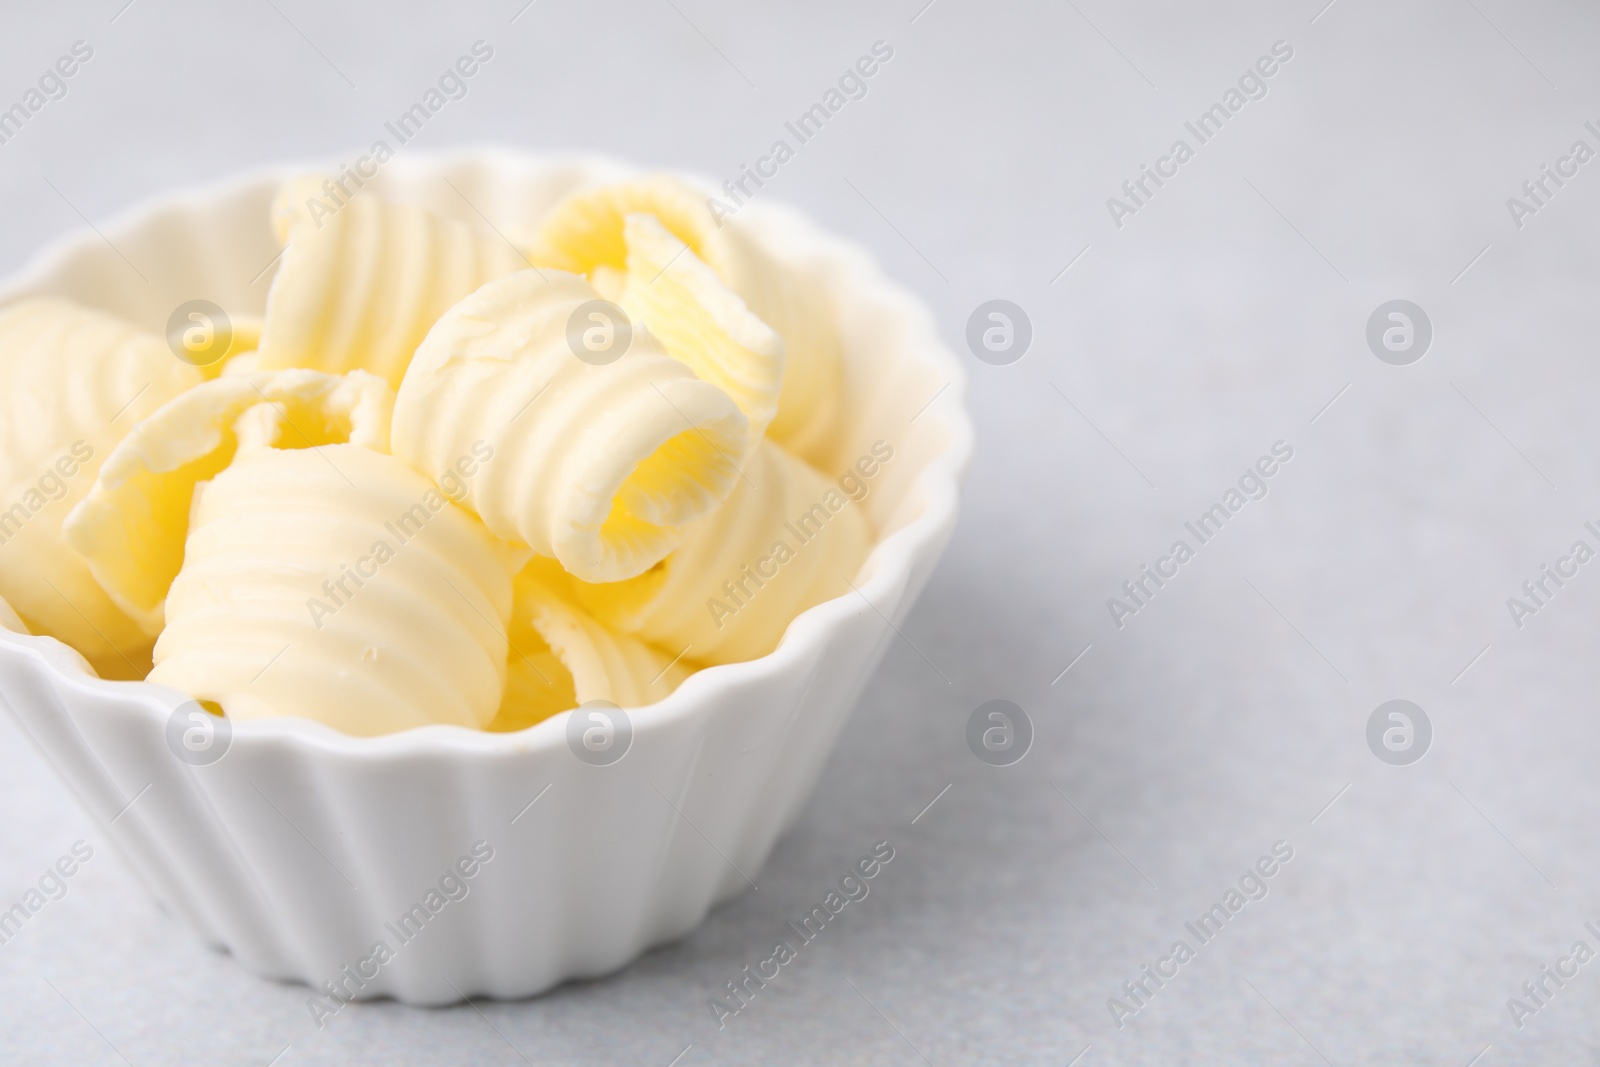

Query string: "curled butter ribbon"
[[488, 558, 689, 733], [258, 176, 527, 389], [0, 298, 202, 678], [571, 440, 870, 665], [616, 212, 784, 446], [64, 368, 395, 634], [392, 269, 751, 584], [530, 175, 843, 465], [149, 442, 514, 736]]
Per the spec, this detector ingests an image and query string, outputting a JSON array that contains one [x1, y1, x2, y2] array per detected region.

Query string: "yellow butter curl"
[[64, 369, 394, 635], [488, 558, 689, 732], [148, 443, 514, 736], [257, 176, 527, 389], [529, 175, 842, 464], [391, 269, 750, 584], [571, 440, 870, 665], [617, 212, 783, 445], [0, 298, 202, 678]]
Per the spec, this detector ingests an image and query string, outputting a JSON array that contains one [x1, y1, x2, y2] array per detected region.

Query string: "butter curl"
[[617, 212, 783, 445], [530, 175, 842, 464], [149, 444, 514, 736], [392, 269, 750, 584], [571, 440, 870, 665], [258, 176, 527, 389], [488, 558, 689, 732], [0, 298, 201, 678], [64, 368, 394, 635]]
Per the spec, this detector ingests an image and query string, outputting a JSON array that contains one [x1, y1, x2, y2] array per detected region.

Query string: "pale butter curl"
[[529, 175, 842, 464], [0, 297, 202, 678], [64, 368, 394, 635], [488, 558, 689, 733], [571, 439, 870, 666], [392, 269, 750, 584], [617, 212, 783, 445], [149, 443, 514, 737], [258, 176, 528, 389]]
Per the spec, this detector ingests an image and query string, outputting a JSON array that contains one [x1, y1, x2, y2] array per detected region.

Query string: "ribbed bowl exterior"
[[0, 151, 971, 1004]]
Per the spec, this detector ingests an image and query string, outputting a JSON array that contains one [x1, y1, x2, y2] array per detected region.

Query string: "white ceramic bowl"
[[0, 151, 970, 1005]]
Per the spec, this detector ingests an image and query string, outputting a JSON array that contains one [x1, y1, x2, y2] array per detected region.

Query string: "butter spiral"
[[571, 440, 870, 665], [149, 444, 514, 736], [529, 175, 842, 464], [0, 298, 202, 677], [489, 558, 689, 732], [617, 212, 783, 446], [65, 368, 394, 635], [258, 176, 528, 389], [392, 269, 750, 584]]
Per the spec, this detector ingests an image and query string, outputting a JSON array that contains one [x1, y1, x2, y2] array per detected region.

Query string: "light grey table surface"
[[4, 1, 1600, 1063]]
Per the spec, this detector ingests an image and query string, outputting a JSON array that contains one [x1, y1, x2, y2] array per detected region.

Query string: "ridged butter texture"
[[148, 444, 513, 736], [3, 169, 879, 736], [65, 368, 394, 635], [258, 176, 527, 390], [392, 269, 750, 584], [489, 558, 689, 732], [617, 212, 784, 445], [572, 440, 870, 665], [0, 298, 201, 678], [530, 175, 842, 464]]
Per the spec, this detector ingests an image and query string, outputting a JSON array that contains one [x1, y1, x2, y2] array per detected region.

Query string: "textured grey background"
[[3, 0, 1600, 1063]]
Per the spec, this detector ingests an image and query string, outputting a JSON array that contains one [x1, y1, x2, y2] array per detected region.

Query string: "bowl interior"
[[0, 149, 972, 750]]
